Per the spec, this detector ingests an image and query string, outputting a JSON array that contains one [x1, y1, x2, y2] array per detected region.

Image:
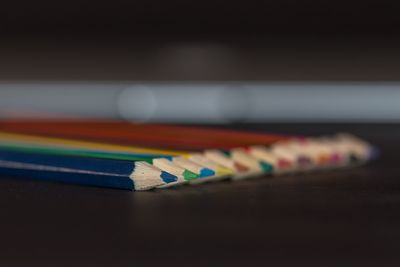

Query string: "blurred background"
[[2, 3, 400, 267], [1, 0, 400, 123]]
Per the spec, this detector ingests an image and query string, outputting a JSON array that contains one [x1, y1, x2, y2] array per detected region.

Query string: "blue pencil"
[[0, 150, 178, 190]]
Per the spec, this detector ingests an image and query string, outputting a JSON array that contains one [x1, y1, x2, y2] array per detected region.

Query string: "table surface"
[[0, 124, 399, 267]]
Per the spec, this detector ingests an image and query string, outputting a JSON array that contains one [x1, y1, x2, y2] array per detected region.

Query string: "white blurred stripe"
[[0, 83, 124, 118], [0, 82, 399, 122]]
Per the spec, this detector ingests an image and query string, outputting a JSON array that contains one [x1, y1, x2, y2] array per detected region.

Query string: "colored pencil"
[[0, 132, 229, 181], [0, 131, 236, 178], [0, 131, 185, 156], [0, 120, 290, 149], [0, 143, 201, 185], [247, 145, 295, 173], [202, 149, 259, 179], [0, 122, 377, 186], [0, 122, 293, 177], [229, 148, 274, 174], [0, 149, 178, 190], [186, 153, 234, 183], [152, 158, 199, 185], [0, 130, 375, 174], [1, 121, 331, 176], [0, 121, 375, 164]]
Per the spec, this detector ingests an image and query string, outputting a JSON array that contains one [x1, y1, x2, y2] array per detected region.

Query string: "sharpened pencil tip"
[[216, 166, 234, 176], [160, 171, 178, 183], [297, 156, 313, 168], [199, 168, 215, 177], [259, 161, 274, 173], [234, 162, 249, 172], [183, 169, 199, 180]]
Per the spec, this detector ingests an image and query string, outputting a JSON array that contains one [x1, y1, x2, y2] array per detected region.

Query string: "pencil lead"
[[199, 168, 215, 177], [182, 169, 199, 180]]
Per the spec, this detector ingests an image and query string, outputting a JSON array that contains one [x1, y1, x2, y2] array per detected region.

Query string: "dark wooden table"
[[0, 124, 399, 267]]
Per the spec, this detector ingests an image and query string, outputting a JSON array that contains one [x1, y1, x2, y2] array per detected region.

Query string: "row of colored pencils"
[[0, 121, 377, 190]]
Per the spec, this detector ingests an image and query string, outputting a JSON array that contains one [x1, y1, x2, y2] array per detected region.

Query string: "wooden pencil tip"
[[277, 159, 292, 169], [216, 166, 234, 176], [183, 169, 199, 180], [259, 161, 274, 173], [160, 171, 178, 183], [131, 162, 167, 191], [199, 168, 215, 177], [234, 162, 249, 172]]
